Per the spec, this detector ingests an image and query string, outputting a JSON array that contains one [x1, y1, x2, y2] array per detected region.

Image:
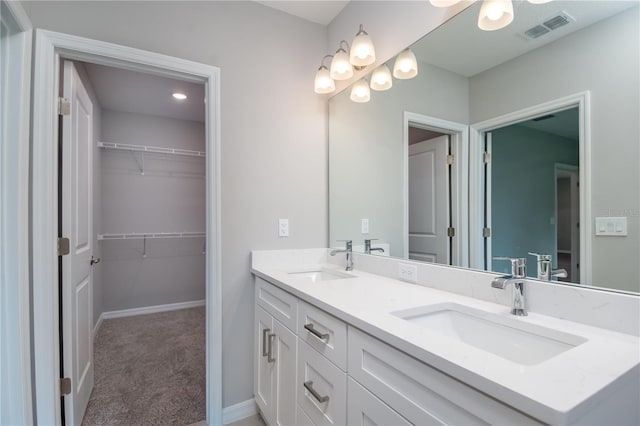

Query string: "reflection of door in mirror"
[[487, 108, 579, 281], [408, 131, 450, 264]]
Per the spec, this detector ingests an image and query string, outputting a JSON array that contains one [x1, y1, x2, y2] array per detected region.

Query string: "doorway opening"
[[32, 30, 222, 426]]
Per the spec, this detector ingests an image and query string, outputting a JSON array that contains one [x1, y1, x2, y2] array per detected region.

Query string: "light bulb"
[[350, 79, 370, 103], [314, 66, 335, 94], [393, 49, 418, 80], [330, 48, 354, 80], [172, 92, 187, 100], [478, 0, 514, 31], [370, 64, 392, 91], [350, 25, 375, 67]]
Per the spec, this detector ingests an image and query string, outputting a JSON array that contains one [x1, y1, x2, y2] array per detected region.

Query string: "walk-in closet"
[[61, 60, 207, 425]]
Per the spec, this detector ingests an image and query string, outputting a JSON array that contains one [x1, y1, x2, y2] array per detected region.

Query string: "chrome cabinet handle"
[[267, 333, 276, 363], [262, 328, 271, 357], [303, 381, 329, 403], [304, 323, 329, 341], [90, 256, 101, 265]]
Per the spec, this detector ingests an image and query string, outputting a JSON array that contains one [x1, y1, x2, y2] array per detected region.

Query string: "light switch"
[[278, 219, 289, 237], [595, 217, 627, 236], [361, 218, 369, 234]]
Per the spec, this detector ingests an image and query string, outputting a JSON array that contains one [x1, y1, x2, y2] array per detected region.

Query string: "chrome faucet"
[[528, 252, 568, 281], [364, 239, 385, 254], [492, 257, 527, 316], [330, 240, 353, 271]]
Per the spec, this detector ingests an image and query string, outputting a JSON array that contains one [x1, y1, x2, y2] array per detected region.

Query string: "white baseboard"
[[93, 299, 205, 337], [222, 399, 257, 425]]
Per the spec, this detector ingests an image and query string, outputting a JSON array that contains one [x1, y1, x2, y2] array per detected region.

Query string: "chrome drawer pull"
[[303, 381, 330, 403], [304, 323, 329, 341], [267, 333, 276, 363], [262, 328, 271, 357]]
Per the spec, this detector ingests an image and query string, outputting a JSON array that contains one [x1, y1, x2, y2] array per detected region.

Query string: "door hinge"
[[58, 97, 71, 116], [483, 152, 491, 164], [57, 237, 70, 256], [446, 154, 454, 165], [60, 377, 71, 396], [483, 227, 491, 238], [447, 227, 455, 237]]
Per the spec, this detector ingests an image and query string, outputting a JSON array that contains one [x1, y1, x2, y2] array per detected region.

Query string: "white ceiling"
[[83, 63, 205, 123], [413, 1, 638, 77], [255, 0, 349, 25]]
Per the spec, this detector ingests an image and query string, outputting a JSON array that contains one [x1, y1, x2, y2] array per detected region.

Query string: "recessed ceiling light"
[[172, 92, 187, 100]]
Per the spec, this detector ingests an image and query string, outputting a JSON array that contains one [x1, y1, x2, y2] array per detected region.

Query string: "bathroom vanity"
[[252, 249, 639, 426]]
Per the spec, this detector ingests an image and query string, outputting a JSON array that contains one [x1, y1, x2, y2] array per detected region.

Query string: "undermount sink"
[[392, 303, 587, 365], [288, 268, 355, 283]]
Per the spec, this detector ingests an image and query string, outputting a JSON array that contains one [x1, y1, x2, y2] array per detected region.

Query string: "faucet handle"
[[493, 257, 526, 278], [528, 252, 552, 261]]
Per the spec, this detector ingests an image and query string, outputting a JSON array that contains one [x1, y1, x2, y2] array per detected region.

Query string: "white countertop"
[[252, 260, 640, 425]]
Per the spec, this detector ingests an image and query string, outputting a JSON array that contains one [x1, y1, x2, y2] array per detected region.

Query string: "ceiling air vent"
[[523, 11, 575, 40]]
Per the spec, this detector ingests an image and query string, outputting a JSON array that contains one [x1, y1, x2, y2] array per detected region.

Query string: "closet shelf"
[[98, 142, 205, 158], [98, 232, 205, 241]]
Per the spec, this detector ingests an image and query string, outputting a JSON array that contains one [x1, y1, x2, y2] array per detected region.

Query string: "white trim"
[[469, 92, 591, 285], [93, 315, 104, 338], [32, 30, 223, 426], [222, 399, 258, 425], [402, 112, 469, 267], [0, 2, 33, 424]]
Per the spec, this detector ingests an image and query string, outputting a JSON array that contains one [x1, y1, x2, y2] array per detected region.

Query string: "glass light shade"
[[478, 0, 514, 31], [429, 0, 462, 6], [527, 0, 552, 3], [330, 49, 353, 80], [314, 66, 335, 94], [370, 65, 392, 91], [350, 29, 375, 67], [393, 49, 418, 80], [350, 79, 370, 103]]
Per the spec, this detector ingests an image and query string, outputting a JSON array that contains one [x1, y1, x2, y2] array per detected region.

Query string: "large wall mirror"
[[329, 1, 639, 293]]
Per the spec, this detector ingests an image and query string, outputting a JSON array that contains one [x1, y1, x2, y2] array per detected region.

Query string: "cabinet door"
[[255, 305, 275, 423], [347, 378, 414, 426], [273, 319, 297, 426]]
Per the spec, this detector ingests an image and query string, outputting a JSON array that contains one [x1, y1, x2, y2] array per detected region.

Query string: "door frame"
[[31, 30, 222, 425], [403, 112, 469, 267], [0, 1, 33, 425], [469, 91, 591, 284], [555, 164, 580, 281]]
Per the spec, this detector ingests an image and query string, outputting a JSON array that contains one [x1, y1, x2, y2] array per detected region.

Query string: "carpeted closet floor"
[[82, 306, 206, 426]]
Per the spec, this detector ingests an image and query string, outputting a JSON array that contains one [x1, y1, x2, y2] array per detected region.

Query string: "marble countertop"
[[252, 260, 640, 425]]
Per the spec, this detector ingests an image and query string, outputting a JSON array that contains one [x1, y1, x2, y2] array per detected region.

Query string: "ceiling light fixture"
[[172, 92, 187, 100], [314, 55, 336, 94], [350, 79, 371, 103], [370, 64, 393, 91], [393, 49, 418, 80], [431, 0, 551, 31]]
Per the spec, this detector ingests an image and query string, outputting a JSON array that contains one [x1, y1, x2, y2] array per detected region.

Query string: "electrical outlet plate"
[[361, 218, 369, 234], [595, 217, 627, 236], [398, 263, 418, 283], [278, 219, 289, 237]]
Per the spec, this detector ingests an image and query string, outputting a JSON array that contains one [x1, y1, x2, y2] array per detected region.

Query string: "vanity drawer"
[[298, 301, 347, 371], [348, 327, 542, 426], [255, 277, 298, 333], [347, 377, 413, 426], [298, 340, 347, 426]]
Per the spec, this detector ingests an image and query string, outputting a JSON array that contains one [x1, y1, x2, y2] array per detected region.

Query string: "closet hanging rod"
[[98, 142, 206, 158], [98, 232, 206, 241]]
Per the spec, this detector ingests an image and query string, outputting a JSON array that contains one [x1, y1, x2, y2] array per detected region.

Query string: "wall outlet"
[[361, 218, 369, 234], [278, 219, 289, 237], [398, 263, 418, 283], [595, 217, 627, 236]]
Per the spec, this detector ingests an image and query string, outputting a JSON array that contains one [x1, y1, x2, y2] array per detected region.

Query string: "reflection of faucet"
[[491, 257, 527, 316], [528, 252, 568, 281], [364, 239, 385, 254], [330, 240, 353, 271]]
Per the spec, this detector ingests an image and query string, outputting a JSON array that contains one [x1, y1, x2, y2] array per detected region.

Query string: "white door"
[[255, 305, 275, 422], [408, 135, 450, 263], [274, 319, 297, 426], [61, 60, 95, 426]]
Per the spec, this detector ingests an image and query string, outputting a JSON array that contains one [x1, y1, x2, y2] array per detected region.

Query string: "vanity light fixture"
[[478, 0, 514, 31], [350, 24, 376, 67], [172, 92, 187, 100], [527, 0, 553, 3], [370, 64, 393, 91], [393, 49, 418, 80], [350, 79, 371, 103], [330, 41, 354, 80], [429, 0, 463, 6], [314, 55, 336, 94]]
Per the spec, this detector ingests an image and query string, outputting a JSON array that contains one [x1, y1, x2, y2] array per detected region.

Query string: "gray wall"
[[330, 61, 468, 257], [26, 1, 328, 407], [491, 125, 578, 274], [99, 110, 206, 312], [470, 8, 640, 291]]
